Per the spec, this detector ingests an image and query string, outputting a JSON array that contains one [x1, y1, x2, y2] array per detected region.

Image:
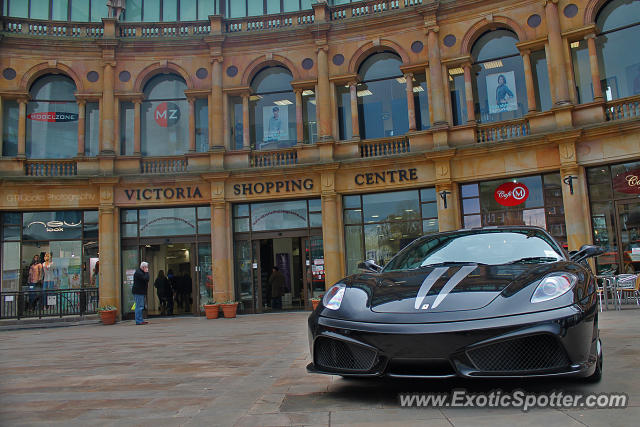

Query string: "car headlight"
[[531, 273, 577, 303], [322, 283, 346, 310]]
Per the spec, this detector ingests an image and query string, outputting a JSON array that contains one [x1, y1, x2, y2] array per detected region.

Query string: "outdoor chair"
[[616, 274, 640, 307]]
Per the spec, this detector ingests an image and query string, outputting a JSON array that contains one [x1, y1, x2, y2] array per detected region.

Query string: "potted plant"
[[203, 298, 219, 319], [311, 296, 322, 311], [219, 300, 239, 318], [97, 305, 117, 325]]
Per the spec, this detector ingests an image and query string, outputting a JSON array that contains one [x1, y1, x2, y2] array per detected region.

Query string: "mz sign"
[[494, 182, 529, 206], [154, 102, 181, 127]]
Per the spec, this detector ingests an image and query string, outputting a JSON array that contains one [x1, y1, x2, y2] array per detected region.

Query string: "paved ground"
[[0, 307, 638, 427]]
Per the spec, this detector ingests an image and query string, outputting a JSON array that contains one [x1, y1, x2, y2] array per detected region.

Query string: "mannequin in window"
[[107, 0, 126, 20], [267, 106, 282, 142]]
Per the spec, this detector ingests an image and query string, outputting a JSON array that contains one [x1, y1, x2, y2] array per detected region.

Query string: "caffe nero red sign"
[[494, 182, 529, 206], [154, 102, 181, 127], [27, 112, 79, 122], [613, 168, 640, 194]]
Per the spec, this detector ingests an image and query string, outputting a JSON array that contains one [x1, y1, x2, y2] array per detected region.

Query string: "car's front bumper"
[[307, 304, 599, 379]]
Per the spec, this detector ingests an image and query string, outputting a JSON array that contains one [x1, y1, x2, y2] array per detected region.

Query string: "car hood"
[[362, 264, 542, 314]]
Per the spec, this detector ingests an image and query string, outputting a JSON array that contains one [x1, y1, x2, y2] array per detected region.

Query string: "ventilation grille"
[[466, 334, 571, 372], [315, 337, 377, 371]]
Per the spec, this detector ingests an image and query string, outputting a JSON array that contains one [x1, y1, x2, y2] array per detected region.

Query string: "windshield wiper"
[[419, 261, 487, 268], [507, 256, 559, 264]]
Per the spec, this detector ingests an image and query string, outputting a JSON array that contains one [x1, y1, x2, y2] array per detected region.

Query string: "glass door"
[[234, 239, 255, 313], [303, 236, 325, 307], [121, 246, 140, 318], [196, 243, 212, 313], [616, 201, 640, 274]]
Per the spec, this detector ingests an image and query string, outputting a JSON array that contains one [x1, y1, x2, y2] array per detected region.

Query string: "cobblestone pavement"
[[0, 308, 638, 427]]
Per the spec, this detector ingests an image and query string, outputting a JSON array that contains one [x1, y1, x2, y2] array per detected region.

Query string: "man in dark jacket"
[[132, 261, 150, 325], [268, 266, 285, 310]]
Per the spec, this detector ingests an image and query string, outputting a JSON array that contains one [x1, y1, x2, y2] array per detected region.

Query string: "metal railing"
[[1, 288, 99, 320]]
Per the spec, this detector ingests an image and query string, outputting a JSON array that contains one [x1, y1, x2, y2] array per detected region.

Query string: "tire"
[[584, 339, 603, 383]]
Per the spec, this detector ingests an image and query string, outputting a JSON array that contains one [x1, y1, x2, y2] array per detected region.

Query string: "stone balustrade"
[[140, 157, 188, 174], [250, 148, 298, 168], [24, 160, 77, 177], [476, 119, 531, 143], [359, 136, 410, 158], [606, 95, 640, 122]]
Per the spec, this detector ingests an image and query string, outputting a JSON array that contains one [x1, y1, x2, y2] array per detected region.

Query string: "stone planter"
[[204, 304, 219, 319]]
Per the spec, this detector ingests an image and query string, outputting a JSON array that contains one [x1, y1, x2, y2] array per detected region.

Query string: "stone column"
[[321, 192, 342, 289], [188, 97, 196, 152], [98, 204, 117, 308], [586, 34, 603, 101], [211, 57, 223, 149], [521, 50, 538, 112], [133, 99, 141, 155], [435, 182, 461, 232], [349, 81, 360, 139], [425, 66, 434, 126], [77, 100, 86, 156], [405, 73, 417, 131], [295, 89, 304, 144], [17, 98, 27, 158], [427, 27, 447, 125], [101, 62, 116, 153], [317, 46, 331, 140], [242, 92, 250, 150], [561, 166, 591, 250], [211, 201, 231, 301], [462, 63, 476, 123], [545, 0, 570, 105]]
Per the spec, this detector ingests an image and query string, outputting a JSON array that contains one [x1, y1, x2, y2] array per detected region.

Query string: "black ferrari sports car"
[[307, 226, 604, 381]]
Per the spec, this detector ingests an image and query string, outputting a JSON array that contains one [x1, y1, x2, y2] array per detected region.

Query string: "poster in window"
[[262, 105, 289, 143], [487, 71, 518, 114], [626, 63, 640, 96]]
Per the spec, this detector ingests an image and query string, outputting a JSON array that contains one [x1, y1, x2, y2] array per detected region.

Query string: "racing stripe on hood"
[[431, 265, 477, 309], [414, 267, 448, 309]]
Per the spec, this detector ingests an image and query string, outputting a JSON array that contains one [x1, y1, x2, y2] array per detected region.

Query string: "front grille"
[[466, 334, 571, 372], [315, 337, 377, 371]]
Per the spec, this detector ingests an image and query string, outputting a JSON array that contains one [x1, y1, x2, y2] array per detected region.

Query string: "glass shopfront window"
[[0, 211, 99, 293], [343, 188, 438, 274], [250, 67, 297, 150], [121, 206, 210, 238], [26, 75, 78, 159], [460, 174, 566, 246], [233, 199, 320, 233], [471, 29, 528, 123], [141, 74, 189, 156], [195, 98, 209, 151], [588, 161, 640, 274], [85, 102, 100, 156], [449, 70, 467, 125]]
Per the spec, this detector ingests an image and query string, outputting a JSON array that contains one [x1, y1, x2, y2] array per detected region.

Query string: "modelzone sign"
[[154, 102, 181, 127], [27, 112, 78, 122]]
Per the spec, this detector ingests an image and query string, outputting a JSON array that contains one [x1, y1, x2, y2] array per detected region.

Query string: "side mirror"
[[570, 245, 604, 263], [357, 259, 382, 273]]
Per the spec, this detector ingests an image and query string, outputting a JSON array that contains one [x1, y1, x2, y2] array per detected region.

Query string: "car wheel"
[[584, 339, 603, 383]]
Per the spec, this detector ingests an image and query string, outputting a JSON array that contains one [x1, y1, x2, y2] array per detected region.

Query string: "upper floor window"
[[572, 0, 640, 103], [471, 29, 527, 123], [226, 0, 313, 18], [357, 52, 409, 139], [26, 75, 78, 159], [3, 0, 109, 22], [141, 74, 189, 156], [124, 0, 219, 21], [249, 67, 296, 150]]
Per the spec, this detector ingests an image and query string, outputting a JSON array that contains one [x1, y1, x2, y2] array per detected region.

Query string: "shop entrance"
[[616, 201, 640, 274], [121, 240, 212, 318], [235, 233, 325, 314]]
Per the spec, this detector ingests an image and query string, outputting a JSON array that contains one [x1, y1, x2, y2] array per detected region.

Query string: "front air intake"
[[314, 337, 377, 372]]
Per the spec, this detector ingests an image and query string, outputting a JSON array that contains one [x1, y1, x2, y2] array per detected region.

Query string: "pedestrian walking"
[[133, 261, 150, 325]]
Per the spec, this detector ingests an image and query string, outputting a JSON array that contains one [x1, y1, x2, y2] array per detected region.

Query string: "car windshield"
[[382, 229, 564, 272]]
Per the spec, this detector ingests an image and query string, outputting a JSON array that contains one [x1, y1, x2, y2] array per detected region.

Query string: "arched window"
[[250, 67, 296, 150], [596, 0, 640, 100], [141, 74, 189, 156], [26, 75, 78, 159], [356, 52, 410, 140], [471, 29, 527, 123]]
